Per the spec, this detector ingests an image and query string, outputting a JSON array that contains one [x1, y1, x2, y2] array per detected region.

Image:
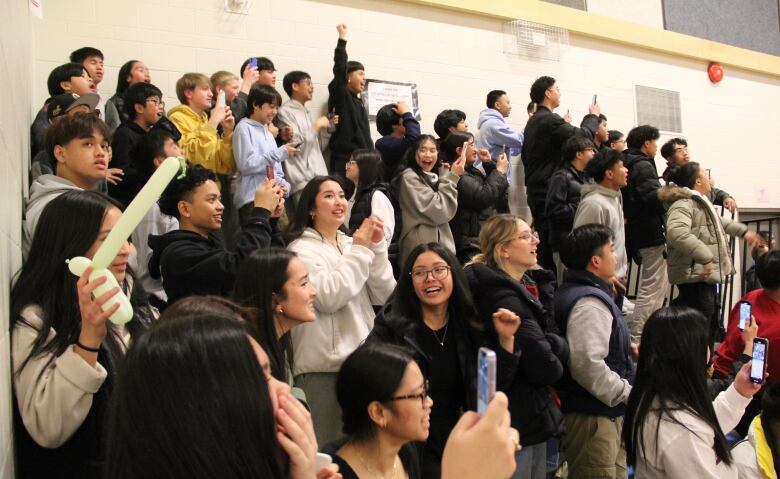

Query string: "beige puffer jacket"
[[659, 185, 747, 285]]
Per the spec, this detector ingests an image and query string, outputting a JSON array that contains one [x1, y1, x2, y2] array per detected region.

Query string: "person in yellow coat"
[[168, 73, 236, 176]]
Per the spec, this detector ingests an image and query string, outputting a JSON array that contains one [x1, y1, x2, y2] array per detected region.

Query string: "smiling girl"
[[286, 176, 396, 445], [392, 134, 463, 265]]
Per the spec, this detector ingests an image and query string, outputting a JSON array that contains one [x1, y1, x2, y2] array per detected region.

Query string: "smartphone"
[[265, 164, 275, 180], [292, 141, 303, 148], [249, 57, 258, 69], [217, 90, 226, 106], [739, 300, 752, 331], [315, 453, 332, 470], [503, 144, 508, 158], [477, 347, 497, 414], [592, 94, 598, 105], [751, 337, 769, 384]]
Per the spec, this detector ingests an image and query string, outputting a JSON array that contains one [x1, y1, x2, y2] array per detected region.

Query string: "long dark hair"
[[232, 248, 297, 381], [11, 191, 151, 376], [392, 134, 441, 192], [337, 343, 416, 441], [285, 175, 347, 243], [384, 243, 482, 341], [105, 313, 286, 479], [115, 60, 140, 95], [623, 306, 732, 467], [350, 149, 385, 192], [439, 131, 473, 164]]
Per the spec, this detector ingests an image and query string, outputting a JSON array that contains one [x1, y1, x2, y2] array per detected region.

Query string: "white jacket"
[[12, 305, 130, 448], [288, 228, 395, 375], [635, 385, 751, 478]]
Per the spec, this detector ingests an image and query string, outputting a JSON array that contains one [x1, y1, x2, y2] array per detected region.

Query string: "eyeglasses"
[[387, 381, 430, 406], [346, 160, 357, 166], [510, 231, 540, 243], [146, 98, 165, 108], [410, 266, 451, 281]]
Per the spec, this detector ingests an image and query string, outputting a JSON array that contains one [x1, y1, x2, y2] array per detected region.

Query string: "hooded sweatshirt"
[[23, 175, 83, 257], [148, 207, 282, 306], [167, 104, 235, 175], [276, 99, 329, 194], [476, 108, 523, 160], [573, 183, 628, 278]]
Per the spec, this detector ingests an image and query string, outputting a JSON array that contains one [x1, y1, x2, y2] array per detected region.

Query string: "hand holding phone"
[[265, 164, 275, 180], [751, 337, 769, 384], [249, 57, 258, 69], [592, 94, 598, 105], [477, 348, 497, 415], [217, 90, 226, 107]]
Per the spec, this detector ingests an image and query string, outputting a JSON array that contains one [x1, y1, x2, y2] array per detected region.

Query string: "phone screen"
[[477, 348, 496, 414], [739, 301, 752, 330], [751, 339, 768, 384], [249, 57, 258, 69], [265, 165, 275, 180], [592, 94, 598, 105]]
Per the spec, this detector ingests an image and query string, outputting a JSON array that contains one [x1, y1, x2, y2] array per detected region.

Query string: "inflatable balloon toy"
[[67, 157, 187, 324]]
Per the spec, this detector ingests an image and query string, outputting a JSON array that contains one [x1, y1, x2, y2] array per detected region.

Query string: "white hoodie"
[[288, 228, 395, 375]]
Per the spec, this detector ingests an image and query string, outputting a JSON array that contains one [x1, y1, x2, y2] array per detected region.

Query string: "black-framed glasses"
[[410, 266, 451, 281], [387, 381, 429, 406], [146, 98, 165, 108]]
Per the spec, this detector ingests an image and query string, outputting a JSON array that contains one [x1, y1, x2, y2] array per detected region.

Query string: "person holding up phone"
[[232, 84, 296, 229], [624, 306, 763, 478]]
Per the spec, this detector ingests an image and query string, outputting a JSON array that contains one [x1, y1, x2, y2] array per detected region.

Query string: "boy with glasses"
[[109, 82, 165, 206]]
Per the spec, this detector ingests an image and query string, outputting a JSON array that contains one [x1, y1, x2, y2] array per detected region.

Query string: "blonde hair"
[[468, 214, 525, 271], [175, 73, 211, 105], [209, 70, 238, 94]]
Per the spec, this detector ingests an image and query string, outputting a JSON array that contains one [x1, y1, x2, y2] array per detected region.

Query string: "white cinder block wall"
[[0, 0, 774, 473], [1, 0, 33, 476], [30, 0, 780, 210]]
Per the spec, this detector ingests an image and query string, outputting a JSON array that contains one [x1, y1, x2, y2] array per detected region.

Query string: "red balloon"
[[708, 62, 724, 83]]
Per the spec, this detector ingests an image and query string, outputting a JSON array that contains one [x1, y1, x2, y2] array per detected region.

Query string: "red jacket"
[[714, 289, 780, 383]]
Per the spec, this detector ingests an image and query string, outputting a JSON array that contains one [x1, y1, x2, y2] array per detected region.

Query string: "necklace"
[[355, 448, 398, 479], [430, 322, 448, 346]]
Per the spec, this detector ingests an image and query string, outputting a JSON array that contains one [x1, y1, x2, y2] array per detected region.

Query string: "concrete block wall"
[[1, 0, 33, 476]]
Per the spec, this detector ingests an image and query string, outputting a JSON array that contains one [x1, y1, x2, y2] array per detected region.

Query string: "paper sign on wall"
[[361, 79, 420, 121], [757, 187, 770, 203]]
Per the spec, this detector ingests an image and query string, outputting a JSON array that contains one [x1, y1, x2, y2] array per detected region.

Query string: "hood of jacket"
[[621, 147, 652, 168], [148, 229, 213, 278], [477, 108, 505, 129], [580, 183, 621, 200], [26, 175, 81, 212], [167, 104, 205, 122], [658, 183, 697, 205]]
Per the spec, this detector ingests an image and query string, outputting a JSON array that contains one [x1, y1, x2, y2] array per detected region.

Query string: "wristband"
[[76, 342, 100, 353]]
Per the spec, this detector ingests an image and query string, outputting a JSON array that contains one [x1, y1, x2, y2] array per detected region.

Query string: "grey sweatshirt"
[[276, 99, 329, 194], [23, 175, 83, 257], [573, 183, 628, 278], [567, 297, 633, 407]]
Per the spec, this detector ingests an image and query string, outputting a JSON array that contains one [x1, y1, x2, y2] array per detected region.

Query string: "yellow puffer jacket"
[[167, 104, 235, 175]]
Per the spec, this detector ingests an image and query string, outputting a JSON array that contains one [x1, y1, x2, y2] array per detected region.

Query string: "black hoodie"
[[148, 207, 283, 306], [621, 147, 667, 252]]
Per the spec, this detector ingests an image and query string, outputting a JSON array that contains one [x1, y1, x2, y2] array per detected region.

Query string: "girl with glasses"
[[368, 243, 519, 478], [329, 343, 432, 479], [465, 214, 568, 479]]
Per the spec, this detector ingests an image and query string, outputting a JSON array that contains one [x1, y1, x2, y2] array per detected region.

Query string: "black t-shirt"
[[332, 443, 421, 479]]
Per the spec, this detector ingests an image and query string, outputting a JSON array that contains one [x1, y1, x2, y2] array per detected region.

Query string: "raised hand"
[[336, 24, 347, 39], [276, 393, 319, 479], [492, 308, 521, 353]]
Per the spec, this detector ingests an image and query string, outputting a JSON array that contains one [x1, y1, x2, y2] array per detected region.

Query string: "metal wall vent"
[[635, 85, 682, 133]]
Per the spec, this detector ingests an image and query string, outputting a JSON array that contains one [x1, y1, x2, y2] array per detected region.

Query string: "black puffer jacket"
[[544, 164, 590, 250], [465, 263, 568, 446], [450, 163, 508, 262], [521, 107, 598, 208], [622, 148, 667, 252]]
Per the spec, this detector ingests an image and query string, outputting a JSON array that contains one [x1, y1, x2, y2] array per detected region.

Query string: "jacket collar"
[[564, 269, 614, 298]]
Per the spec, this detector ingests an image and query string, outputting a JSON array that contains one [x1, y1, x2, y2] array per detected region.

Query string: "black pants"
[[674, 282, 719, 347], [528, 196, 555, 274]]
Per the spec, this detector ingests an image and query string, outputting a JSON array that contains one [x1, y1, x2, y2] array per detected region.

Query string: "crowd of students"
[[13, 20, 780, 479]]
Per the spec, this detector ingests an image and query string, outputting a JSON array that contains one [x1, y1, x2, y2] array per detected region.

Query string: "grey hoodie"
[[23, 175, 82, 257], [573, 183, 628, 278]]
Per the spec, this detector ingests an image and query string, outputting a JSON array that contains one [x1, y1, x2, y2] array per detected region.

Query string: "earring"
[[277, 308, 284, 315]]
